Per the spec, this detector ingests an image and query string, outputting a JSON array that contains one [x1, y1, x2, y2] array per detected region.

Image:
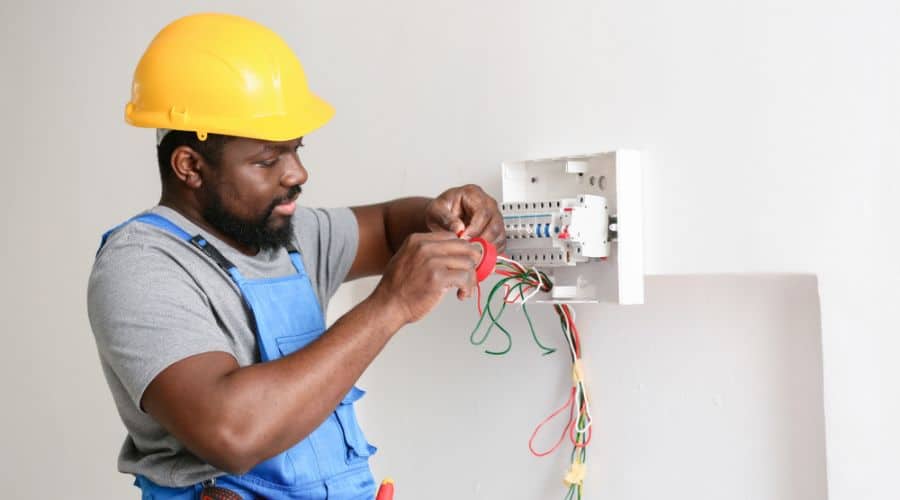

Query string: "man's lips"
[[272, 192, 300, 217], [272, 199, 296, 216]]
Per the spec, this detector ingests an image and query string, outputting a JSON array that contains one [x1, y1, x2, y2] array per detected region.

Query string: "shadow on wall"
[[349, 274, 828, 500]]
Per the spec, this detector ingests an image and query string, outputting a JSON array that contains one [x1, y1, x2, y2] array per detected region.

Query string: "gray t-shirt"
[[87, 205, 359, 487]]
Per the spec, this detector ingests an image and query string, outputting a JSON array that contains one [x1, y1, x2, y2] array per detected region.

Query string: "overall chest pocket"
[[275, 327, 323, 356]]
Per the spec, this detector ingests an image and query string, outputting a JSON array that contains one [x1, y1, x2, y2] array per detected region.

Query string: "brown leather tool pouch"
[[199, 485, 242, 500]]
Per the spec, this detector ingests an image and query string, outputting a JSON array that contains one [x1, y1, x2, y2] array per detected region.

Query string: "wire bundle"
[[469, 256, 593, 500], [469, 256, 556, 355], [540, 303, 592, 500]]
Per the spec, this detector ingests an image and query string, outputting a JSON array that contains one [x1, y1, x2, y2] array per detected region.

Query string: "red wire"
[[479, 258, 592, 455], [504, 284, 533, 303], [571, 321, 581, 358], [500, 283, 531, 304], [570, 413, 593, 448], [562, 305, 581, 358], [475, 282, 483, 316], [501, 259, 526, 274], [528, 387, 577, 457]]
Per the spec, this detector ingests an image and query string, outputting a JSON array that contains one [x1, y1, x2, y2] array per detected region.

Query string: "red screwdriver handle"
[[375, 478, 394, 500]]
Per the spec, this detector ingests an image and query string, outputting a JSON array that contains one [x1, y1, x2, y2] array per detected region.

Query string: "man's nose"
[[281, 154, 308, 187]]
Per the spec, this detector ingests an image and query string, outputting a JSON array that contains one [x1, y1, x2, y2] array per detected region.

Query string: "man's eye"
[[258, 158, 278, 167]]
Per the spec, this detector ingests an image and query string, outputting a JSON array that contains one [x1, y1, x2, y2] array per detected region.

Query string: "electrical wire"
[[469, 261, 556, 355], [470, 254, 594, 499]]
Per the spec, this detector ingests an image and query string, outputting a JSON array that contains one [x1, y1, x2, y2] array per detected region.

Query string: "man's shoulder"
[[94, 211, 187, 264], [87, 211, 222, 328], [290, 205, 357, 243], [89, 209, 215, 296]]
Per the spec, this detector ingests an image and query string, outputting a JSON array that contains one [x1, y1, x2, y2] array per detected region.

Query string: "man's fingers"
[[422, 254, 478, 299], [406, 231, 461, 248], [457, 284, 477, 301], [474, 213, 507, 253], [425, 199, 466, 235], [459, 207, 490, 239], [428, 254, 480, 273], [442, 269, 477, 298], [417, 237, 483, 262]]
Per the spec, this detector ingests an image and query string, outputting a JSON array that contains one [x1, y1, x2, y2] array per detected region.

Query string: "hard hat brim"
[[126, 91, 334, 142]]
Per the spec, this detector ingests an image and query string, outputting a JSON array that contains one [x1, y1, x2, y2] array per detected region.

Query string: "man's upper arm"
[[88, 240, 235, 411], [346, 204, 393, 281]]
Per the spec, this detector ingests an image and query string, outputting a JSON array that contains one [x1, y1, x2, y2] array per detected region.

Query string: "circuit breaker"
[[501, 151, 644, 304], [502, 194, 610, 266]]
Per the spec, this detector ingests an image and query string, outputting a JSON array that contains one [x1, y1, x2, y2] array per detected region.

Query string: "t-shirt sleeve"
[[87, 236, 235, 410], [293, 206, 360, 302]]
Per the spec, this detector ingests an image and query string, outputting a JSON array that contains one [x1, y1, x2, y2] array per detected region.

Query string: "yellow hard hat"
[[125, 13, 334, 142]]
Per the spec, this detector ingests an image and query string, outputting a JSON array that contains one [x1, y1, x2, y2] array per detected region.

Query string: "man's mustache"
[[266, 185, 303, 217], [275, 185, 302, 205]]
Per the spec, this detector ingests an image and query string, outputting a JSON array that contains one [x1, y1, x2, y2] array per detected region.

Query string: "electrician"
[[88, 13, 505, 499]]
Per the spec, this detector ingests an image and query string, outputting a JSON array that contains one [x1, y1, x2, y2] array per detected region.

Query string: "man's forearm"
[[202, 292, 406, 473], [382, 197, 432, 253]]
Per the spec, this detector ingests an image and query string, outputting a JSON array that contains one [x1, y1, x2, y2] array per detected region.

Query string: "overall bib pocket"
[[276, 328, 324, 356]]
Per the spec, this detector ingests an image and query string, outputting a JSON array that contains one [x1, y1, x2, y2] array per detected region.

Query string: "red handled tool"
[[375, 478, 394, 500]]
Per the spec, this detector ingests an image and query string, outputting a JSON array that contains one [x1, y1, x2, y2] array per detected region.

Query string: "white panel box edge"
[[613, 150, 644, 305], [500, 150, 644, 305]]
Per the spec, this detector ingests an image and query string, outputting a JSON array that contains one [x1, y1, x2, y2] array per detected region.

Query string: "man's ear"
[[170, 146, 204, 189]]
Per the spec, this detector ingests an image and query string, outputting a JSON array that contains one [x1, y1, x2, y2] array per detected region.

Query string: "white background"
[[3, 1, 897, 499]]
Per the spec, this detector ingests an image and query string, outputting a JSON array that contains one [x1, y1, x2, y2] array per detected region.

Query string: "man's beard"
[[202, 185, 301, 252]]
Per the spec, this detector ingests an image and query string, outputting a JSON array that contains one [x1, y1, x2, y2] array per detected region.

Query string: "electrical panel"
[[501, 151, 644, 304]]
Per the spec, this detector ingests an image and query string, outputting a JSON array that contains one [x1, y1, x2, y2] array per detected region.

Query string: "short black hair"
[[156, 130, 231, 181]]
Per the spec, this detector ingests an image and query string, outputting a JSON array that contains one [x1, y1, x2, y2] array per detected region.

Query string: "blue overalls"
[[99, 214, 377, 500]]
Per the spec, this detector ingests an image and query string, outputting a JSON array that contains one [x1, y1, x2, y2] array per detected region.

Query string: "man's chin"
[[266, 213, 292, 231], [203, 203, 294, 251], [258, 218, 294, 250]]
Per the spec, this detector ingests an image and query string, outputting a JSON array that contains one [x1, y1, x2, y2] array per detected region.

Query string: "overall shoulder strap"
[[98, 213, 191, 251], [285, 246, 309, 277], [97, 213, 237, 272]]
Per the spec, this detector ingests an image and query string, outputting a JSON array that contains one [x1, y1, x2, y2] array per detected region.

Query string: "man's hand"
[[425, 184, 507, 253], [371, 232, 481, 324]]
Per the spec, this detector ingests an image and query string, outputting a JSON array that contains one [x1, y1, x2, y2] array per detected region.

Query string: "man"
[[88, 13, 505, 499]]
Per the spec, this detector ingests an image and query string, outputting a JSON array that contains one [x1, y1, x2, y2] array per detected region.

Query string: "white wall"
[[3, 0, 897, 499], [352, 274, 827, 499]]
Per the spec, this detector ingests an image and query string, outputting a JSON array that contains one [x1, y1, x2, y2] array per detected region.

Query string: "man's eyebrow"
[[260, 138, 304, 153], [245, 143, 279, 160]]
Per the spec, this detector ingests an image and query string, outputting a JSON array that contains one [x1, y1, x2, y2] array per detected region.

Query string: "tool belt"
[[200, 480, 242, 500]]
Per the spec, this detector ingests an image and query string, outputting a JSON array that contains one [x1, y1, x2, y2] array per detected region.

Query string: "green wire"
[[483, 299, 513, 355], [469, 272, 558, 356], [470, 265, 591, 500], [559, 313, 588, 500], [470, 276, 517, 355], [522, 302, 556, 355], [469, 275, 515, 344]]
